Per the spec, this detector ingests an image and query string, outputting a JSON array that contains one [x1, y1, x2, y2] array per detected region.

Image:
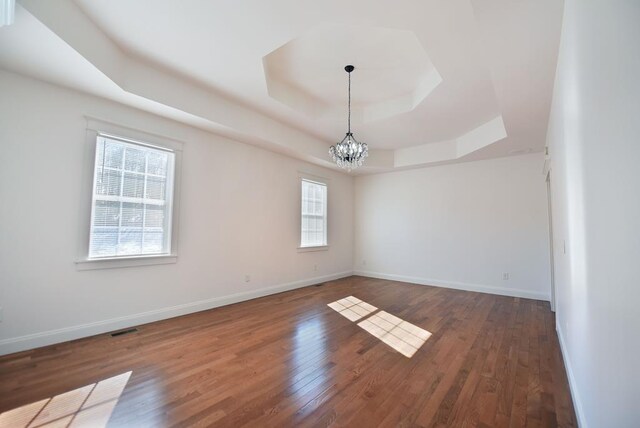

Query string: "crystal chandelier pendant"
[[329, 65, 368, 171]]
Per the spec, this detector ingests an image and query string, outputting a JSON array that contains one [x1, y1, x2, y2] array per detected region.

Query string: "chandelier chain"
[[348, 70, 351, 134]]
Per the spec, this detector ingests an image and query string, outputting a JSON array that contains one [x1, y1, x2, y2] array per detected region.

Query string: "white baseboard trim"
[[556, 321, 587, 428], [0, 271, 353, 356], [353, 270, 550, 301]]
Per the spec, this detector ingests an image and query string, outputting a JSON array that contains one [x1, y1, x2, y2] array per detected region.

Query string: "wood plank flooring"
[[0, 276, 577, 427]]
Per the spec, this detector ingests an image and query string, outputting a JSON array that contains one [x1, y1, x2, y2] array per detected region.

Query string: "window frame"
[[76, 118, 183, 270], [298, 173, 329, 252]]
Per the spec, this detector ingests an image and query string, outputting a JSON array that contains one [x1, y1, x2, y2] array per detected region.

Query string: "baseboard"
[[556, 321, 587, 428], [353, 270, 550, 301], [0, 271, 353, 356]]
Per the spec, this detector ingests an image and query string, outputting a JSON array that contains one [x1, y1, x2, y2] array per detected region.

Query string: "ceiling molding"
[[394, 116, 507, 168], [18, 0, 335, 165]]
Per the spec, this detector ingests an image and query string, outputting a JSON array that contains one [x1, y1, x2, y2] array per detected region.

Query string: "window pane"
[[124, 147, 146, 172], [118, 229, 142, 254], [123, 173, 144, 198], [90, 229, 119, 257], [103, 143, 123, 168], [147, 152, 167, 176], [95, 168, 121, 196], [146, 177, 166, 200], [89, 136, 174, 258], [143, 231, 164, 254], [121, 202, 143, 227], [145, 204, 164, 228], [93, 200, 119, 227]]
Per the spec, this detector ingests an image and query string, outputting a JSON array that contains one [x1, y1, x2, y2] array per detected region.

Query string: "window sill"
[[297, 245, 329, 253], [76, 254, 177, 270]]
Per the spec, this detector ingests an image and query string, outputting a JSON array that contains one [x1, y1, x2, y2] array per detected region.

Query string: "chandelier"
[[329, 65, 368, 170]]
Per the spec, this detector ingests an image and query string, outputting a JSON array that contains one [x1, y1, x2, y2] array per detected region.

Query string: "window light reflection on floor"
[[358, 311, 432, 358], [0, 371, 132, 428], [327, 296, 432, 358], [327, 296, 377, 321]]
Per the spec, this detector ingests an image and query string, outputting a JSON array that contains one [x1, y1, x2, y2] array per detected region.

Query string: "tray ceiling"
[[0, 0, 564, 173]]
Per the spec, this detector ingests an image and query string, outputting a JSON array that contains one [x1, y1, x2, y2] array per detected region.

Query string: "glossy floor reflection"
[[0, 277, 577, 426], [0, 371, 131, 428], [290, 316, 328, 398]]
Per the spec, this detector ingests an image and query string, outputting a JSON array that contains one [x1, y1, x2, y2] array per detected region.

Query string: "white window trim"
[[297, 245, 329, 253], [76, 117, 183, 270], [297, 172, 329, 252]]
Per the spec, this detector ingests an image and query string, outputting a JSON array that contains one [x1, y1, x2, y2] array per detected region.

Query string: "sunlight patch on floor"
[[327, 296, 377, 321], [358, 311, 432, 358], [0, 371, 132, 428], [327, 296, 432, 358]]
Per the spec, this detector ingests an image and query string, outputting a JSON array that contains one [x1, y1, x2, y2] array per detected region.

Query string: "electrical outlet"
[[502, 273, 509, 280], [362, 260, 367, 266], [244, 275, 250, 283], [314, 264, 318, 271]]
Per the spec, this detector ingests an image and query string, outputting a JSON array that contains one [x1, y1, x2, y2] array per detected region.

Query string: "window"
[[300, 179, 327, 248], [88, 135, 176, 259]]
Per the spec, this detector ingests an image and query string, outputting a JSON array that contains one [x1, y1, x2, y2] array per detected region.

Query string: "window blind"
[[301, 179, 327, 247], [88, 136, 175, 258]]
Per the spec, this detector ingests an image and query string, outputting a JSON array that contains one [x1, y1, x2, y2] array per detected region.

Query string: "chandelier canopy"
[[329, 65, 368, 170]]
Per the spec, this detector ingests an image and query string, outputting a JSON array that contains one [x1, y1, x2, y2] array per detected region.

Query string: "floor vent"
[[110, 328, 138, 337], [315, 282, 326, 287]]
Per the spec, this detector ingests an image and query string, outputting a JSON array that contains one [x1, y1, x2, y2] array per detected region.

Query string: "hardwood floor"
[[0, 276, 577, 427]]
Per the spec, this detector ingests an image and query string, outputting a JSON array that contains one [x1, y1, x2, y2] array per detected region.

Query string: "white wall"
[[354, 154, 551, 300], [546, 1, 640, 427], [0, 71, 354, 355]]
